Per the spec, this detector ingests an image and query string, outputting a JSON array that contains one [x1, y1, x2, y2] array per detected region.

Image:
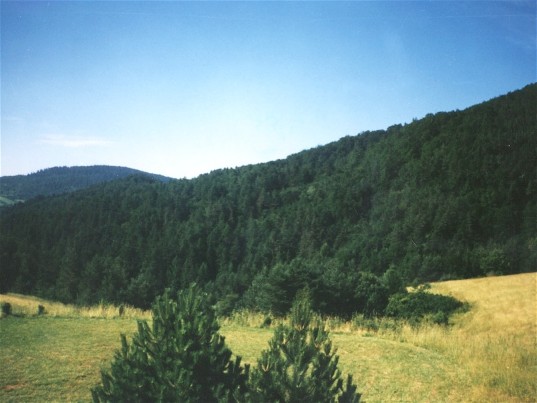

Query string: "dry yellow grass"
[[431, 272, 536, 338], [221, 273, 537, 401], [0, 293, 150, 320], [390, 272, 537, 402]]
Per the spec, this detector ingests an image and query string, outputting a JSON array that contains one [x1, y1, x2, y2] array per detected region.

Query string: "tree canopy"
[[1, 84, 535, 315]]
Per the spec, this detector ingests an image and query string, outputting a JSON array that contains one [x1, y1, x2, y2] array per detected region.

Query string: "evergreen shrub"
[[249, 290, 361, 402], [92, 284, 363, 402], [92, 286, 363, 402], [92, 284, 249, 402]]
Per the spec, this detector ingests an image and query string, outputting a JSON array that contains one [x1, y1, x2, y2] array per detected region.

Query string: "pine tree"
[[92, 284, 248, 402], [248, 289, 361, 402]]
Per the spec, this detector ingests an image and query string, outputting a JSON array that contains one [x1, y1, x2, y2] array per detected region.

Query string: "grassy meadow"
[[1, 272, 535, 402]]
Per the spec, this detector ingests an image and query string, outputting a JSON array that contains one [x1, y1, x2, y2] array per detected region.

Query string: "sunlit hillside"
[[431, 272, 536, 336], [405, 272, 537, 401]]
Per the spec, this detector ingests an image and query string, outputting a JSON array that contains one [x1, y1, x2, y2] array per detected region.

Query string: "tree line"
[[0, 84, 535, 316]]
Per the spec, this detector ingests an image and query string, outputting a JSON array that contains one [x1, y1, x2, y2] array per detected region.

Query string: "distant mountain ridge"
[[0, 165, 172, 205]]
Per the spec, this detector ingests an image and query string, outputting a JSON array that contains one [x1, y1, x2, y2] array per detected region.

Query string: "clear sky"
[[1, 1, 535, 179]]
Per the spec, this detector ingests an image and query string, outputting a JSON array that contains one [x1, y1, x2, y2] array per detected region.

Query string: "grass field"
[[1, 272, 535, 402]]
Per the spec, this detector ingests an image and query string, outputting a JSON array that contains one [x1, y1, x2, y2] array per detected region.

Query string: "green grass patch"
[[1, 273, 535, 402], [1, 316, 468, 402], [0, 317, 138, 401], [222, 325, 469, 402]]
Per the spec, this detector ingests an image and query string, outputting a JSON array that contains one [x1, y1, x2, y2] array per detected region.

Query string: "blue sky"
[[1, 1, 535, 179]]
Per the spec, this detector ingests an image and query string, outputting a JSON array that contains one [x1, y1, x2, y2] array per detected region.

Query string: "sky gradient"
[[2, 1, 535, 179]]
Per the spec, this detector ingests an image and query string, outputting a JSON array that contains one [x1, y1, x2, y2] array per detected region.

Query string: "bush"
[[260, 315, 272, 328], [92, 284, 248, 402], [1, 302, 12, 317], [385, 286, 465, 324], [37, 304, 46, 315], [248, 290, 361, 402]]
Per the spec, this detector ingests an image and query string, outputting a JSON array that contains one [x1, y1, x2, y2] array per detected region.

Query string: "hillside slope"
[[0, 165, 172, 203], [0, 84, 535, 311]]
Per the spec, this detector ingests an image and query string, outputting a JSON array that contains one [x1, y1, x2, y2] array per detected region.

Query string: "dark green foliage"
[[244, 260, 322, 316], [385, 286, 466, 325], [37, 304, 45, 315], [91, 284, 248, 402], [248, 290, 361, 402], [215, 293, 240, 317], [245, 260, 393, 318], [318, 268, 392, 318], [1, 85, 535, 312], [353, 272, 391, 317], [1, 302, 12, 317], [0, 165, 171, 203], [261, 316, 272, 328]]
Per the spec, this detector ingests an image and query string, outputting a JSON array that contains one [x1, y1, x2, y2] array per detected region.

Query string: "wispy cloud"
[[39, 134, 113, 148]]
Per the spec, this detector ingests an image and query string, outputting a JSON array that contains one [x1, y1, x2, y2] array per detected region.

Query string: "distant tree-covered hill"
[[1, 84, 535, 314], [0, 165, 172, 204]]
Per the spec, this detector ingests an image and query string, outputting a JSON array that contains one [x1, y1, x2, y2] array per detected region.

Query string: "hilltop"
[[0, 84, 535, 312], [0, 165, 172, 205]]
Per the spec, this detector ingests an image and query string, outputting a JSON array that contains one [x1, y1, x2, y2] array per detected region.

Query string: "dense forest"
[[1, 84, 535, 316], [0, 165, 171, 204]]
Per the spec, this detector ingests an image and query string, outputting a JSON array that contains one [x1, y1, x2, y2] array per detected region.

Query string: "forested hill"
[[1, 84, 535, 313], [0, 165, 172, 205]]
